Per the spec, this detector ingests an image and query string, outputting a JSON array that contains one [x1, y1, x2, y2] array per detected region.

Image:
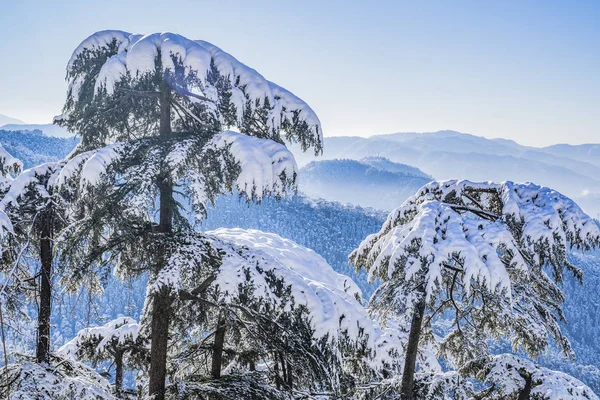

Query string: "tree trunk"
[[36, 212, 52, 364], [400, 298, 426, 400], [148, 85, 173, 400], [115, 350, 124, 395], [211, 312, 227, 379], [274, 353, 281, 390], [285, 356, 292, 389], [518, 373, 533, 400], [278, 352, 291, 389]]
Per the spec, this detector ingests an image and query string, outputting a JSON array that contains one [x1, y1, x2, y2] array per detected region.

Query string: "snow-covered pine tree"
[[0, 162, 68, 365], [55, 31, 322, 399], [350, 180, 600, 399], [0, 145, 23, 315], [58, 317, 143, 395], [0, 145, 130, 372], [158, 228, 411, 398]]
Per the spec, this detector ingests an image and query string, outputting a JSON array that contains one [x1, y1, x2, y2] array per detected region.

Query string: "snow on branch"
[[64, 31, 322, 150], [58, 317, 140, 361], [149, 228, 409, 371], [351, 180, 600, 301], [207, 131, 298, 201], [461, 354, 599, 399]]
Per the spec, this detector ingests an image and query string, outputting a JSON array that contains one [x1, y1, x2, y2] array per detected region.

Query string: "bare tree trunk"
[[278, 352, 288, 388], [36, 212, 52, 364], [115, 350, 124, 395], [518, 373, 533, 400], [148, 85, 173, 400], [400, 298, 426, 400], [211, 312, 227, 379], [274, 353, 281, 390]]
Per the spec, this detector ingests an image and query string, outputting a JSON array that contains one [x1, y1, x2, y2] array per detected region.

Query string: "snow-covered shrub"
[[461, 354, 598, 399], [58, 317, 144, 393], [2, 354, 114, 400]]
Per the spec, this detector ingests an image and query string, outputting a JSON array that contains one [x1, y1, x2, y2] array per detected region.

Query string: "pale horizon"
[[1, 1, 598, 147]]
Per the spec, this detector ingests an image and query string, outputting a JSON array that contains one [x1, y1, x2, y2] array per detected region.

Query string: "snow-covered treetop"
[[351, 180, 600, 300], [151, 228, 406, 370], [462, 354, 599, 400], [59, 30, 322, 152], [58, 316, 140, 361]]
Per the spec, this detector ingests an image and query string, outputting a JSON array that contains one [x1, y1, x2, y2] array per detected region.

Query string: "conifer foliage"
[[351, 179, 600, 399], [55, 30, 322, 399]]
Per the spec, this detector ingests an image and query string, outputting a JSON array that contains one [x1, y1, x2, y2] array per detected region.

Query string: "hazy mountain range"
[[0, 113, 24, 126], [298, 157, 432, 210], [291, 130, 600, 217]]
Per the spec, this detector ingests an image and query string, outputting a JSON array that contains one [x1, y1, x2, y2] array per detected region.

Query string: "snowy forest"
[[0, 29, 599, 400]]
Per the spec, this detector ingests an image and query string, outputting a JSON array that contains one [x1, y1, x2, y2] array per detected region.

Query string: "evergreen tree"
[[56, 31, 322, 399], [152, 228, 407, 398], [58, 317, 144, 396], [0, 146, 109, 367], [350, 180, 600, 399]]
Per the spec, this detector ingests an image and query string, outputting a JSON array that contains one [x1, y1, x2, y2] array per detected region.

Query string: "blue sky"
[[0, 0, 598, 146]]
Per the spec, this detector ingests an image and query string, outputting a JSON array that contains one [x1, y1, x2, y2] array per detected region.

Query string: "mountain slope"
[[0, 113, 24, 126], [0, 129, 78, 168], [290, 130, 600, 217], [298, 158, 432, 210]]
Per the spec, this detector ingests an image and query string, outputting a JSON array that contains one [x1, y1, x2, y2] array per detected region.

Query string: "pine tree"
[[56, 31, 322, 399], [58, 317, 144, 395], [350, 180, 600, 399], [155, 228, 406, 398]]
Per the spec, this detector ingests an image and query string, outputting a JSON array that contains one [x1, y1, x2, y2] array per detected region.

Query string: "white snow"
[[66, 31, 322, 145], [209, 131, 298, 199], [482, 354, 599, 399], [58, 317, 140, 360]]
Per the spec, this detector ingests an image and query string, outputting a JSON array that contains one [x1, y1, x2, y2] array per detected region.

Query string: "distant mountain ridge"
[[0, 113, 24, 126], [290, 130, 600, 217], [0, 123, 73, 138], [298, 157, 432, 210]]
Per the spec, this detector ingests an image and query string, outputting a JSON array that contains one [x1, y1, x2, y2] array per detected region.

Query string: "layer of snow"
[[7, 359, 114, 400], [58, 317, 139, 360], [66, 31, 321, 145], [209, 131, 298, 199], [353, 180, 600, 301], [482, 354, 599, 399]]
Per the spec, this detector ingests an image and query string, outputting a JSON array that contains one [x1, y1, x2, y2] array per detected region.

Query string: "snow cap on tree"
[[57, 30, 322, 153], [352, 180, 600, 302], [350, 179, 600, 366], [58, 316, 140, 361], [0, 145, 22, 237], [461, 354, 599, 400]]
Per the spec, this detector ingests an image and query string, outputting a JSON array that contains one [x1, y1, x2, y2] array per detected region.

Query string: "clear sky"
[[0, 0, 598, 146]]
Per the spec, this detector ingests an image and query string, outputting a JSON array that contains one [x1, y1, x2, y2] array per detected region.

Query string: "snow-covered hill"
[[298, 157, 432, 210], [291, 130, 600, 217]]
